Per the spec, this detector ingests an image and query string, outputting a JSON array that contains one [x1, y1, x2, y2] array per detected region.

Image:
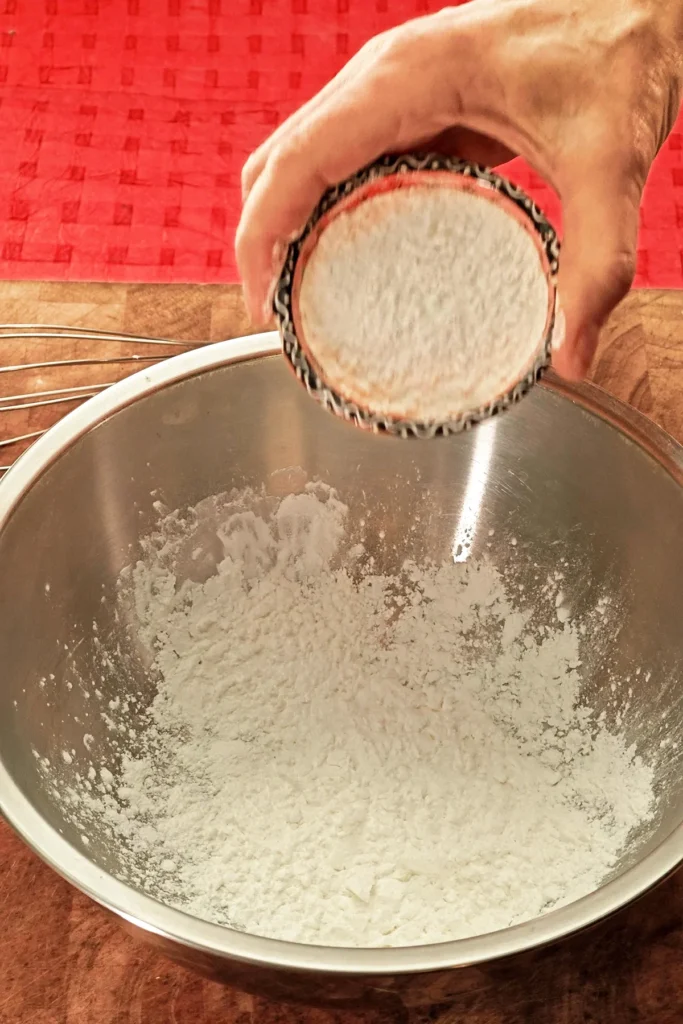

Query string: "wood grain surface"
[[1, 283, 683, 1024]]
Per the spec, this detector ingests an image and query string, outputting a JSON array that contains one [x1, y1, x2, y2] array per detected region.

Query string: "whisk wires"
[[0, 324, 203, 476]]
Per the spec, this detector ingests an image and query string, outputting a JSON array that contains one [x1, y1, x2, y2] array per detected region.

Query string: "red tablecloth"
[[0, 0, 679, 286]]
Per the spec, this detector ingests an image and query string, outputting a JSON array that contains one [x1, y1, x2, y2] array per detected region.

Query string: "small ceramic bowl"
[[273, 153, 560, 439]]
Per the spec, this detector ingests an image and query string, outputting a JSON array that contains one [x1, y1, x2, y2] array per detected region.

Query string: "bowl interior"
[[281, 166, 557, 431], [292, 171, 556, 370], [1, 352, 683, 943]]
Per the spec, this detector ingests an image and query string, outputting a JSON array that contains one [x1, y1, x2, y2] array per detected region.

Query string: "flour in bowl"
[[297, 184, 550, 422], [45, 484, 654, 948]]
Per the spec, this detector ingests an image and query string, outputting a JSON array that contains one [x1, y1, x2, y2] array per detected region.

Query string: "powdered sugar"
[[298, 185, 549, 422], [42, 484, 654, 948]]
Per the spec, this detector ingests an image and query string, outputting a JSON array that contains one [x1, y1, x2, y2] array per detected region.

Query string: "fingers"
[[236, 11, 483, 324], [553, 161, 642, 380], [236, 85, 407, 324], [237, 123, 515, 326], [241, 44, 375, 203]]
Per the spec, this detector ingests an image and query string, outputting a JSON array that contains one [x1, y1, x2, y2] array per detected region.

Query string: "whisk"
[[0, 325, 204, 477]]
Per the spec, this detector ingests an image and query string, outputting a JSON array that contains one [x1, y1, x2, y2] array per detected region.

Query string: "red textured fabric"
[[0, 0, 678, 285]]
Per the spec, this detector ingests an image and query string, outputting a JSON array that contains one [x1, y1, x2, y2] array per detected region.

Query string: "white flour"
[[45, 485, 653, 948], [298, 185, 549, 421]]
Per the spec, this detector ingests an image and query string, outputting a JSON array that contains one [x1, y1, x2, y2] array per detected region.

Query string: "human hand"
[[235, 0, 683, 379]]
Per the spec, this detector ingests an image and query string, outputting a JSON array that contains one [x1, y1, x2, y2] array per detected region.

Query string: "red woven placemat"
[[0, 0, 679, 286]]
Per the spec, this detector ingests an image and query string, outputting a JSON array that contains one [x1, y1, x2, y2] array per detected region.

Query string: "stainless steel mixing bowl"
[[1, 332, 683, 1009]]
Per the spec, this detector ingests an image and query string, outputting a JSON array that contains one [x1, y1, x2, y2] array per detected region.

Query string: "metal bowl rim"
[[1, 330, 682, 975]]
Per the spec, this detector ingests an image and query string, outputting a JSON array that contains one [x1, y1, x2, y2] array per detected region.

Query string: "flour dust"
[[38, 482, 654, 948]]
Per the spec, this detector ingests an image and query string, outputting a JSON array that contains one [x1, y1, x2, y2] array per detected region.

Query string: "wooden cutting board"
[[1, 283, 683, 1024]]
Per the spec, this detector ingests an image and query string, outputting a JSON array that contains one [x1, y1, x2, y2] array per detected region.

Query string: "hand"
[[235, 0, 683, 380]]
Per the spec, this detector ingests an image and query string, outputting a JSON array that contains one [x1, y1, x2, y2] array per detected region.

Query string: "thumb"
[[553, 166, 641, 380]]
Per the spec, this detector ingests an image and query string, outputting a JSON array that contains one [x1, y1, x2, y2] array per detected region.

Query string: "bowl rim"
[[0, 329, 682, 976]]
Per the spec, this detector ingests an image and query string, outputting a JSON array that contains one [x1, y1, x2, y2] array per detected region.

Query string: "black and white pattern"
[[273, 153, 559, 439]]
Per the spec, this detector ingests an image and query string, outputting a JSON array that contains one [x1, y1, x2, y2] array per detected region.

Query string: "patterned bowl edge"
[[273, 153, 560, 439]]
